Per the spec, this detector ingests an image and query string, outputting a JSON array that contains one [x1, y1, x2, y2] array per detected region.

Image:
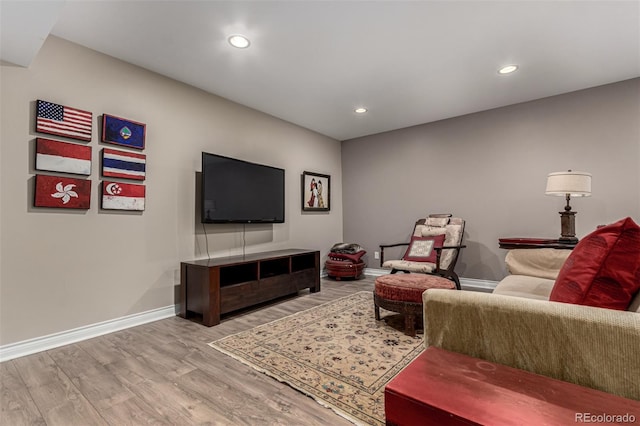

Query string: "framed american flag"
[[36, 100, 92, 142]]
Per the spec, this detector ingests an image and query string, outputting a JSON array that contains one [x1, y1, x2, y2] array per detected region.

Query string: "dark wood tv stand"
[[179, 249, 320, 326]]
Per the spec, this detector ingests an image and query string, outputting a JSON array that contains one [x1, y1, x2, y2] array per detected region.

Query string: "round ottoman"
[[374, 274, 456, 337], [325, 259, 365, 280]]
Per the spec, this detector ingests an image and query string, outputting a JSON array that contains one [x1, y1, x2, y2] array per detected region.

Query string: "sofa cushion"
[[403, 234, 445, 263], [505, 248, 571, 280], [549, 217, 640, 310], [493, 275, 555, 301]]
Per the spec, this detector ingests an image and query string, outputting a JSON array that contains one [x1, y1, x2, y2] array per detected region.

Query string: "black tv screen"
[[201, 152, 285, 223]]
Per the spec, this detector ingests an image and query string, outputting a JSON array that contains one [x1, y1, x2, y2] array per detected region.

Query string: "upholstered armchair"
[[380, 215, 465, 289]]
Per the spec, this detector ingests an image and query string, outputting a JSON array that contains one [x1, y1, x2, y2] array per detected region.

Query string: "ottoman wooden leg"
[[375, 304, 381, 321], [405, 314, 416, 337]]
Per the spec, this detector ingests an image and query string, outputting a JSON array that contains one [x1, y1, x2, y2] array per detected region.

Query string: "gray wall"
[[0, 37, 343, 346], [342, 78, 640, 281], [2, 36, 638, 348]]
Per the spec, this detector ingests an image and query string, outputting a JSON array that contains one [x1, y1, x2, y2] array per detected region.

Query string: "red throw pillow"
[[402, 235, 446, 263], [549, 217, 640, 310]]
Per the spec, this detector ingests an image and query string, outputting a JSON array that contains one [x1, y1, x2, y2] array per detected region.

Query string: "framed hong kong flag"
[[34, 174, 91, 209], [101, 181, 145, 211], [102, 114, 146, 150]]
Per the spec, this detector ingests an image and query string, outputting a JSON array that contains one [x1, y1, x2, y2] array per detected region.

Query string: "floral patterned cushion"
[[426, 217, 450, 227], [375, 274, 455, 303], [385, 216, 464, 272], [411, 221, 462, 270], [382, 259, 437, 273]]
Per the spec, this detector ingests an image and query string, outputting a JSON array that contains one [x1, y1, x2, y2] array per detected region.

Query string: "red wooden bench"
[[385, 347, 640, 425]]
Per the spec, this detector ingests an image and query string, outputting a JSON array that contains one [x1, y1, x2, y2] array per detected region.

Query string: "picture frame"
[[301, 171, 330, 211], [36, 100, 93, 142], [102, 114, 146, 150], [34, 174, 91, 209], [101, 181, 146, 211], [35, 138, 92, 176], [101, 148, 146, 181]]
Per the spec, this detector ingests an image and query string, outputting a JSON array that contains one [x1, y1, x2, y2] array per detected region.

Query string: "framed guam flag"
[[34, 174, 91, 209], [101, 181, 145, 211], [102, 114, 146, 150]]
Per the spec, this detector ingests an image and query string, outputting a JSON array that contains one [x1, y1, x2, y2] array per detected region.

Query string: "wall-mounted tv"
[[201, 152, 285, 223]]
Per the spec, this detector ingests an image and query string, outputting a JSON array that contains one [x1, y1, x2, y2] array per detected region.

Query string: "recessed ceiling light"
[[228, 34, 250, 49], [354, 107, 368, 114], [498, 65, 518, 75]]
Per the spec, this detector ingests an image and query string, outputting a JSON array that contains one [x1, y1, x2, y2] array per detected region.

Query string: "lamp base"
[[559, 210, 577, 242], [558, 236, 578, 244]]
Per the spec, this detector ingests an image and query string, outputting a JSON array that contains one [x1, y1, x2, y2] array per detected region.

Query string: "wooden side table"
[[498, 237, 576, 250]]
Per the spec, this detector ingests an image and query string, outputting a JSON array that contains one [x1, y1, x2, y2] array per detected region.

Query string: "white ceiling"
[[2, 1, 639, 141]]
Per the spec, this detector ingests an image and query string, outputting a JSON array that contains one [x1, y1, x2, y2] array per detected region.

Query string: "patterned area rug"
[[209, 291, 424, 425]]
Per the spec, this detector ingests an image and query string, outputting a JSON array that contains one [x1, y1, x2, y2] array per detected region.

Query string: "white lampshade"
[[545, 171, 592, 197]]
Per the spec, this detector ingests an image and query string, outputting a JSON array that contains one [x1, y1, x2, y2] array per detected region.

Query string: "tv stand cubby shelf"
[[179, 249, 320, 326]]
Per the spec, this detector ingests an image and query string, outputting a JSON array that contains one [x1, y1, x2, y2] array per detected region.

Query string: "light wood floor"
[[1, 277, 379, 426]]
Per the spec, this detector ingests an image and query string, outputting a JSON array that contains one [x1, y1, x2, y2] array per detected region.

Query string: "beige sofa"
[[422, 248, 640, 401]]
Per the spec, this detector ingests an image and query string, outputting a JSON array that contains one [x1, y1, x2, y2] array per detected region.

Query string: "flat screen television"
[[201, 152, 285, 223]]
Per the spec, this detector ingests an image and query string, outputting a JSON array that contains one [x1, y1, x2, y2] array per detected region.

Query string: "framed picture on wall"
[[36, 100, 93, 142], [34, 174, 91, 209], [101, 181, 145, 211], [35, 138, 92, 176], [301, 171, 330, 211], [101, 148, 146, 181], [102, 114, 146, 150]]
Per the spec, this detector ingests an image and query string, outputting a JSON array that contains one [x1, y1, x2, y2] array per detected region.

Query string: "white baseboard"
[[363, 267, 388, 277], [459, 277, 498, 292], [0, 305, 177, 362]]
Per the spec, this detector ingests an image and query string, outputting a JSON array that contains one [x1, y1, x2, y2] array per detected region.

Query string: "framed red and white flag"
[[36, 100, 93, 142], [34, 175, 91, 209], [36, 138, 92, 176], [101, 181, 145, 211]]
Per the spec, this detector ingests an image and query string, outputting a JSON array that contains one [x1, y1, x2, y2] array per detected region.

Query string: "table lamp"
[[545, 170, 591, 243]]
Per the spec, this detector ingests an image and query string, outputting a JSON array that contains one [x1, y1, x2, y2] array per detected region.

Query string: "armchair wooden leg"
[[437, 271, 461, 290], [449, 272, 461, 290]]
